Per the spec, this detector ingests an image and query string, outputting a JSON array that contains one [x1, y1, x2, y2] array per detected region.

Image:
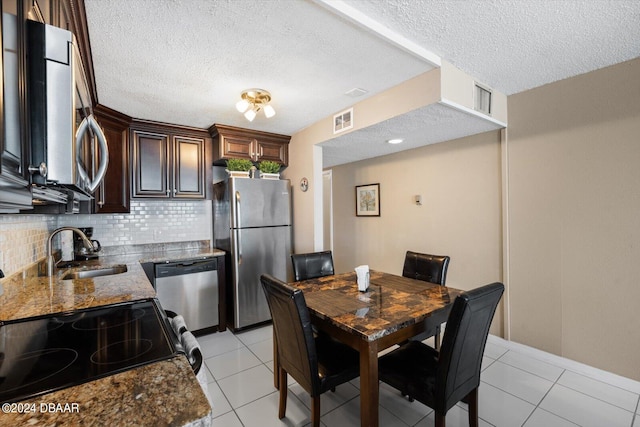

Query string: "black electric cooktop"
[[0, 299, 179, 403]]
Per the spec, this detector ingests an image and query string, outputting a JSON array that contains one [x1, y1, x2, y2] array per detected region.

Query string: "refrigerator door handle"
[[237, 229, 242, 265], [235, 191, 241, 229], [235, 190, 242, 264]]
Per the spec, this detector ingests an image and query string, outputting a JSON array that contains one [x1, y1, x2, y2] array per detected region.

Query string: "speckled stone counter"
[[0, 241, 223, 426], [0, 244, 224, 321], [0, 356, 212, 427]]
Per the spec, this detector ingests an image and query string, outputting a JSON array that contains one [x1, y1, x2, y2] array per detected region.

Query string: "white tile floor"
[[197, 325, 640, 427]]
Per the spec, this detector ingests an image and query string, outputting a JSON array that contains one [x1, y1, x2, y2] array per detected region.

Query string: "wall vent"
[[333, 108, 354, 134], [474, 82, 492, 115]]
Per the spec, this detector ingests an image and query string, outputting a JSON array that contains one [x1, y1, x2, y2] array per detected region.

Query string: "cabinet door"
[[219, 134, 254, 161], [94, 114, 130, 212], [255, 139, 288, 166], [132, 130, 170, 198], [0, 0, 28, 185], [173, 135, 205, 199]]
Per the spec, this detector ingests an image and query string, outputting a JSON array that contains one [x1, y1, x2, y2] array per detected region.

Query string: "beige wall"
[[331, 131, 504, 336], [284, 68, 442, 253], [507, 57, 640, 380], [287, 54, 640, 381]]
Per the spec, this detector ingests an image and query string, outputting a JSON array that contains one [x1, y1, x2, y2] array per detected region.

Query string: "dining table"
[[285, 270, 465, 427]]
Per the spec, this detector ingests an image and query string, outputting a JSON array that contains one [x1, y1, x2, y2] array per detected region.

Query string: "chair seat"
[[379, 340, 439, 405], [316, 334, 360, 393]]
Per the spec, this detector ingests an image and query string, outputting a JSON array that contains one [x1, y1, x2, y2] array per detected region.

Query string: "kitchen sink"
[[62, 265, 128, 280]]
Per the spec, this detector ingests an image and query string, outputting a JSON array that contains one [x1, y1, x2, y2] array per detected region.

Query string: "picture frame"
[[355, 183, 380, 217]]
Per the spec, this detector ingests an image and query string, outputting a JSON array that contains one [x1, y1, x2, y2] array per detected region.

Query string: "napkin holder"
[[355, 265, 370, 292]]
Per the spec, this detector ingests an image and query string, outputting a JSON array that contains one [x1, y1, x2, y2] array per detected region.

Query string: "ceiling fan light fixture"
[[237, 88, 276, 121]]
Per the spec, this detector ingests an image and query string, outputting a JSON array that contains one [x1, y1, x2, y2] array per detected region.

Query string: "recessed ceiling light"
[[387, 138, 403, 144]]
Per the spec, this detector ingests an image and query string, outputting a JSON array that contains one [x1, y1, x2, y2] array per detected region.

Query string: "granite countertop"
[[0, 242, 225, 426], [1, 357, 211, 427], [0, 244, 225, 321]]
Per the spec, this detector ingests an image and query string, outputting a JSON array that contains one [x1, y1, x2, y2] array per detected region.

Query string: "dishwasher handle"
[[155, 258, 217, 278]]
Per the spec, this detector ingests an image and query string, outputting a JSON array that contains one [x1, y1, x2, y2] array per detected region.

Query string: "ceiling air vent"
[[333, 108, 353, 134], [345, 87, 368, 98], [474, 82, 492, 115]]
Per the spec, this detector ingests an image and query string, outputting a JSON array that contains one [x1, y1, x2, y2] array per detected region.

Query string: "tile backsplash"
[[0, 214, 56, 276], [0, 200, 211, 277]]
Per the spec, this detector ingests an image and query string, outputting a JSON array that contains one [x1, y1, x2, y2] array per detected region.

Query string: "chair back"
[[260, 274, 320, 395], [402, 251, 450, 285], [291, 251, 334, 281], [436, 282, 504, 413]]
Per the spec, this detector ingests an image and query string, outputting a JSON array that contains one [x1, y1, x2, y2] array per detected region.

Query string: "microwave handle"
[[76, 114, 109, 193]]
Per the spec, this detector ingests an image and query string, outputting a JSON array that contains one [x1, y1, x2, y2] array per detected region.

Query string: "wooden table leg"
[[359, 341, 379, 427]]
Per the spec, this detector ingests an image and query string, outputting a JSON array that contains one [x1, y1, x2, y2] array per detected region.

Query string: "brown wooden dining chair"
[[291, 250, 335, 281], [260, 274, 359, 427], [379, 282, 504, 427], [402, 250, 450, 349]]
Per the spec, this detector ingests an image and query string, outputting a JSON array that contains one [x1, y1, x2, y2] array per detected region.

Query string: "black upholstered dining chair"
[[402, 251, 450, 285], [260, 274, 359, 427], [378, 282, 504, 427], [402, 250, 450, 349], [291, 250, 335, 281]]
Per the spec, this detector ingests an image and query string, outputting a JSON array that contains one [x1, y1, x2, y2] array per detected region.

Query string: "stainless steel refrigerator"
[[213, 177, 293, 330]]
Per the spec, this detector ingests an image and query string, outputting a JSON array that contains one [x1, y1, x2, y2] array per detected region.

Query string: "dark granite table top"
[[293, 270, 465, 342]]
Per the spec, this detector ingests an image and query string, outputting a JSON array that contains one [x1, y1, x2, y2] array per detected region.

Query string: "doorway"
[[322, 170, 333, 251]]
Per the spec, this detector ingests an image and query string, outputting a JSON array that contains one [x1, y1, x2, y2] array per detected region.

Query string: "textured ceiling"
[[84, 0, 433, 134], [84, 0, 640, 166], [342, 0, 640, 95], [321, 103, 503, 167]]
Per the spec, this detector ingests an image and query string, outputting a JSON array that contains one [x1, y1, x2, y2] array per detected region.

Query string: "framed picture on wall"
[[355, 183, 380, 217]]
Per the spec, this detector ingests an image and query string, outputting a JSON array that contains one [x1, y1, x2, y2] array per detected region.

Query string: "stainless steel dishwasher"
[[154, 257, 218, 332]]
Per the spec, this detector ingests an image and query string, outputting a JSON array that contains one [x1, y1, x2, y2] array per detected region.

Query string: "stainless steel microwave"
[[27, 20, 108, 199]]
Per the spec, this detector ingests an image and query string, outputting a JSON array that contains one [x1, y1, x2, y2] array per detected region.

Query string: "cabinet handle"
[[173, 188, 177, 195]]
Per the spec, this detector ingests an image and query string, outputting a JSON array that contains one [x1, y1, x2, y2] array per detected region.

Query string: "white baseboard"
[[487, 335, 640, 395]]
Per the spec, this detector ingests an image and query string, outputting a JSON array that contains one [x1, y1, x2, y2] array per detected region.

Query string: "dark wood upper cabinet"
[[132, 130, 170, 198], [93, 105, 131, 213], [174, 135, 205, 198], [209, 124, 290, 167], [131, 121, 208, 199]]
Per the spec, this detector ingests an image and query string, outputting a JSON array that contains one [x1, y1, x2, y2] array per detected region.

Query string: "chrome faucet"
[[47, 227, 94, 277]]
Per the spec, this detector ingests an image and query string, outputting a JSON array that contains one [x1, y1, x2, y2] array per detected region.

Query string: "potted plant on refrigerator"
[[258, 160, 281, 179], [226, 158, 253, 178]]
